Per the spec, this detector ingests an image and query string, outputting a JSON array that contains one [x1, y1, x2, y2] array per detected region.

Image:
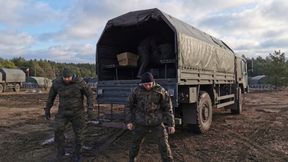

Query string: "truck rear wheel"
[[191, 91, 213, 134], [14, 83, 21, 92], [231, 88, 243, 114], [0, 84, 3, 93]]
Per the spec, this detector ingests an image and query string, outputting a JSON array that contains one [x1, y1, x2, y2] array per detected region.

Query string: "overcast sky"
[[0, 0, 287, 63]]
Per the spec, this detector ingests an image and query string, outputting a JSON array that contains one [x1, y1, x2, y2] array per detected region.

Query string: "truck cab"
[[237, 56, 249, 93]]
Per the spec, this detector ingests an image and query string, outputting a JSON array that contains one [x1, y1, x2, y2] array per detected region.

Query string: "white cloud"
[[0, 0, 63, 27], [36, 0, 264, 48], [197, 0, 288, 58], [49, 44, 95, 57], [261, 0, 288, 21], [0, 30, 34, 57], [23, 43, 95, 63]]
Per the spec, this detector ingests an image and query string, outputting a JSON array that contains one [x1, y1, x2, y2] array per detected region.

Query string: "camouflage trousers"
[[54, 112, 86, 155], [129, 123, 173, 162]]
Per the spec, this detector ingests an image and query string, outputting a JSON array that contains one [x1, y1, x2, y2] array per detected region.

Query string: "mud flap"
[[182, 103, 197, 124]]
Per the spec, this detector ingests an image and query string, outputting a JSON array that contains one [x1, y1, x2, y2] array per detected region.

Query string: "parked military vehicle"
[[0, 68, 26, 93], [95, 8, 248, 133], [27, 77, 52, 90]]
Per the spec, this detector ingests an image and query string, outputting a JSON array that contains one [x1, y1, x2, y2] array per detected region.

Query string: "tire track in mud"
[[174, 100, 288, 162], [0, 129, 52, 162], [83, 128, 129, 162], [215, 105, 288, 162], [217, 127, 288, 161], [170, 130, 211, 162], [171, 133, 194, 162], [2, 92, 288, 162]]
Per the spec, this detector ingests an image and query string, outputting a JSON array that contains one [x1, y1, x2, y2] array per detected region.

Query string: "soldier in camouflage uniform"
[[44, 68, 94, 161], [126, 72, 175, 162]]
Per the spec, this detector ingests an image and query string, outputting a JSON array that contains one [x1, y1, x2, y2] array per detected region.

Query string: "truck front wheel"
[[191, 91, 213, 133], [14, 83, 21, 92]]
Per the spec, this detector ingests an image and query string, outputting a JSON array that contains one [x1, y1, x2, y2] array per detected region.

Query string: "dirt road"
[[0, 91, 288, 162]]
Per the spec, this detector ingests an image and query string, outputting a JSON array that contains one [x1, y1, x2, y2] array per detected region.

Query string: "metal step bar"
[[216, 94, 235, 108]]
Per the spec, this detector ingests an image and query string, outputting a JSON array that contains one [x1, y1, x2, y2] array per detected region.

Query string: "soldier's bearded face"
[[63, 76, 73, 84], [143, 82, 154, 91]]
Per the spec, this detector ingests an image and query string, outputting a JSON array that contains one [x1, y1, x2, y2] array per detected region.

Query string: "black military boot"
[[73, 143, 82, 162], [162, 158, 173, 162], [56, 147, 65, 161], [73, 153, 81, 162], [129, 157, 137, 162]]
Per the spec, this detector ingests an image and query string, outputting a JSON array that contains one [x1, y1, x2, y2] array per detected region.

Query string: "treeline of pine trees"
[[0, 57, 96, 79]]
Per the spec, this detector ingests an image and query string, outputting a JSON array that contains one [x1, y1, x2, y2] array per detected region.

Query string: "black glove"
[[44, 108, 51, 120]]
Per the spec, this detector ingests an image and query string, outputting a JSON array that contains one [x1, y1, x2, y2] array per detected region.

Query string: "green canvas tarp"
[[99, 8, 235, 74]]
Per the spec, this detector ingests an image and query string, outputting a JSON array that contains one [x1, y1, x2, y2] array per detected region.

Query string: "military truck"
[[95, 8, 248, 133], [0, 68, 26, 93]]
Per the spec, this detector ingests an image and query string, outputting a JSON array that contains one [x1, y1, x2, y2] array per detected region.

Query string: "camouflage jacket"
[[45, 76, 94, 116], [125, 83, 175, 127]]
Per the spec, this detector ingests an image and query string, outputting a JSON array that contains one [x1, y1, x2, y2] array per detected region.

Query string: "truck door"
[[241, 59, 248, 91]]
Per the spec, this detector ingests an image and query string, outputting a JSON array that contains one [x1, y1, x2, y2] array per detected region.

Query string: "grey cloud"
[[197, 1, 288, 59], [0, 0, 65, 27], [24, 44, 96, 63], [261, 0, 288, 21], [199, 11, 260, 34], [2, 0, 288, 62], [38, 0, 214, 43], [235, 43, 260, 51], [261, 30, 286, 38], [260, 38, 288, 48], [0, 30, 34, 57]]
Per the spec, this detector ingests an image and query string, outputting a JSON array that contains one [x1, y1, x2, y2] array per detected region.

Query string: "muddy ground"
[[0, 91, 288, 162]]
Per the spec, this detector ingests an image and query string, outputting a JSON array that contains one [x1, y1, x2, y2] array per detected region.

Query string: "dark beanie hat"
[[62, 68, 73, 77], [140, 72, 154, 83]]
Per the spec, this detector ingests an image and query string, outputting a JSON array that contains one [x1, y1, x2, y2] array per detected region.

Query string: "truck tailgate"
[[96, 79, 177, 105]]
